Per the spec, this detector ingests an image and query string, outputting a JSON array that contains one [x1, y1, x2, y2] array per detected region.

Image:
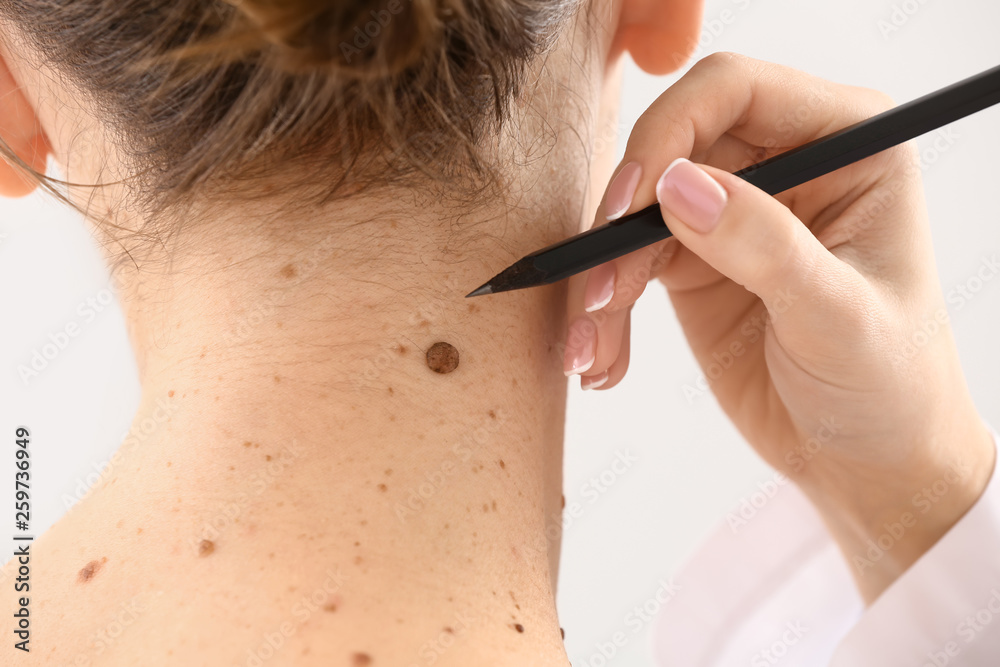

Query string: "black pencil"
[[466, 63, 1000, 298]]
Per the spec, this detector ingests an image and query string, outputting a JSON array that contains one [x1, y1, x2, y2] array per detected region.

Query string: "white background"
[[1, 1, 999, 665]]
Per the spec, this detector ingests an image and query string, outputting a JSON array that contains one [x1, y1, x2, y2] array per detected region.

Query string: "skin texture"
[[0, 1, 706, 665], [565, 53, 996, 603]]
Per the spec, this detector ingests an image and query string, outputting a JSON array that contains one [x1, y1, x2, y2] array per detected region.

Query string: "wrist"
[[796, 411, 996, 603]]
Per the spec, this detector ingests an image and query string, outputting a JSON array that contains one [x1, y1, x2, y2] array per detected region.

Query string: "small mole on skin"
[[274, 375, 281, 383], [387, 386, 394, 396], [323, 602, 338, 613], [77, 559, 103, 583], [513, 623, 525, 633], [498, 459, 506, 469], [426, 342, 459, 374], [280, 264, 297, 279], [488, 409, 496, 420], [377, 483, 388, 492], [561, 495, 566, 509], [397, 344, 407, 355], [561, 627, 566, 639], [198, 540, 215, 557], [352, 652, 372, 666], [444, 626, 454, 634], [265, 455, 272, 461]]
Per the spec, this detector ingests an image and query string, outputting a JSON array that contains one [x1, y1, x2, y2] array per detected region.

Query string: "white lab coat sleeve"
[[828, 423, 1000, 666], [651, 424, 1000, 667]]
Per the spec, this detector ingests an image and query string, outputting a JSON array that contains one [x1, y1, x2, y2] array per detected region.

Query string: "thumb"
[[655, 157, 850, 314]]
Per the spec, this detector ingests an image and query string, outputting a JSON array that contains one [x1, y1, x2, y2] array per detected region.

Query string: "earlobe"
[[613, 0, 706, 76], [0, 55, 51, 198]]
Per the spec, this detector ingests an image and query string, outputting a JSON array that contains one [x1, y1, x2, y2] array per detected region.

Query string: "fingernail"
[[655, 158, 727, 233], [604, 162, 643, 221], [584, 263, 616, 313], [564, 316, 596, 376], [581, 371, 609, 390]]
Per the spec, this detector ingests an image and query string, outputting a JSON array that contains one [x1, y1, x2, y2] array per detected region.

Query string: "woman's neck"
[[45, 193, 582, 664]]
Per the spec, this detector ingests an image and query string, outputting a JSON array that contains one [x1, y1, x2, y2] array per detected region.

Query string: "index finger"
[[611, 51, 895, 220]]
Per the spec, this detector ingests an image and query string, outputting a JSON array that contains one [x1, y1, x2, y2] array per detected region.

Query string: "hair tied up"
[[230, 0, 452, 77]]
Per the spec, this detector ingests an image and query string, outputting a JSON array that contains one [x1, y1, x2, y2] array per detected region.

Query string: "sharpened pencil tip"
[[466, 283, 493, 298]]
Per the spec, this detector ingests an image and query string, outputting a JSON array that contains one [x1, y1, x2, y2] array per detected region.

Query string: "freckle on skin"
[[482, 504, 489, 512], [352, 652, 372, 666], [488, 409, 496, 419], [324, 602, 338, 613], [397, 344, 407, 355], [243, 441, 252, 448], [387, 386, 394, 396], [426, 342, 459, 374], [266, 455, 272, 461], [198, 540, 215, 557], [385, 469, 392, 476], [491, 500, 497, 511], [377, 483, 387, 492], [274, 375, 281, 383], [444, 626, 454, 634], [168, 390, 175, 397], [77, 559, 103, 583], [280, 264, 297, 279], [498, 459, 505, 469]]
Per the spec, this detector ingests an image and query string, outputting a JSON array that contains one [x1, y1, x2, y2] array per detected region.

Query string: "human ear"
[[0, 53, 52, 197], [613, 0, 706, 75]]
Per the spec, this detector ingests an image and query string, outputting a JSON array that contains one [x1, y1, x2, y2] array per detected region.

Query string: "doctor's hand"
[[563, 53, 995, 602]]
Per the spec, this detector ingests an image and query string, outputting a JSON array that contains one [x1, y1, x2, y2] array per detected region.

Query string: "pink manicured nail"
[[581, 371, 609, 390], [584, 263, 616, 313], [564, 316, 597, 376], [655, 158, 727, 233], [604, 162, 643, 221]]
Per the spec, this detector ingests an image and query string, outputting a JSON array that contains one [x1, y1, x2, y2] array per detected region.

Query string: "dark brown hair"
[[0, 0, 580, 213]]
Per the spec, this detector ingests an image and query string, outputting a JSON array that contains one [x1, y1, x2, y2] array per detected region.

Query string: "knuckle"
[[694, 51, 744, 74]]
